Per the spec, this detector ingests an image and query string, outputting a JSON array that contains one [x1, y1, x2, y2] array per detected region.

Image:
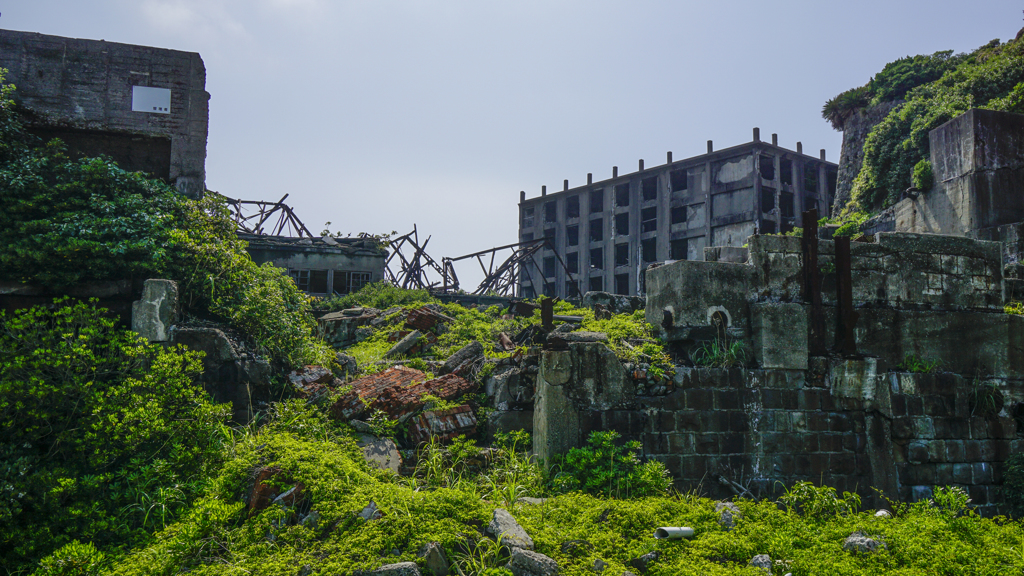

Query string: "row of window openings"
[[526, 206, 692, 246], [542, 236, 695, 278], [524, 273, 631, 298], [757, 155, 821, 192], [288, 269, 372, 295], [761, 189, 820, 219], [530, 170, 690, 225]]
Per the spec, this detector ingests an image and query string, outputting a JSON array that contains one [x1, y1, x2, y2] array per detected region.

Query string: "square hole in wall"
[[615, 212, 629, 236], [567, 195, 579, 219], [522, 232, 534, 242], [589, 275, 604, 292], [759, 155, 775, 180], [615, 273, 629, 295], [641, 207, 657, 233], [590, 247, 604, 270], [671, 205, 687, 224], [566, 252, 579, 273], [761, 220, 777, 234], [803, 162, 819, 192], [566, 225, 578, 246], [309, 270, 329, 294], [615, 243, 629, 267], [805, 195, 819, 213], [780, 158, 793, 186], [590, 218, 604, 242], [590, 189, 604, 213], [670, 238, 688, 260], [543, 256, 556, 279], [642, 238, 656, 262], [780, 192, 794, 218], [642, 176, 658, 201], [761, 188, 776, 213], [521, 205, 534, 227], [615, 183, 630, 207], [670, 169, 688, 192], [544, 201, 557, 223]]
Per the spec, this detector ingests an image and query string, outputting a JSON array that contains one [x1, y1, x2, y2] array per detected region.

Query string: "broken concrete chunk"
[[441, 340, 485, 375], [406, 306, 455, 331], [842, 531, 887, 553], [288, 365, 333, 388], [131, 279, 179, 342], [506, 548, 558, 576], [407, 405, 478, 445], [715, 501, 742, 531], [487, 508, 534, 550], [329, 367, 477, 422], [419, 542, 449, 576], [336, 353, 359, 376], [354, 562, 421, 576], [559, 331, 608, 343], [385, 330, 424, 359], [357, 434, 402, 473], [748, 554, 771, 574]]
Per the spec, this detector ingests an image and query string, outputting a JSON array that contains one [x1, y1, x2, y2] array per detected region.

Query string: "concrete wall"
[[242, 234, 387, 297], [0, 28, 209, 198], [517, 137, 838, 298]]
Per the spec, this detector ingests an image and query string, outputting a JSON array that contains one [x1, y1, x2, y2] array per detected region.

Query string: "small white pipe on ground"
[[654, 527, 694, 539]]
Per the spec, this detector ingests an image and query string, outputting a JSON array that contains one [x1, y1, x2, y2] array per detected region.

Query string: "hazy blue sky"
[[3, 1, 1022, 287]]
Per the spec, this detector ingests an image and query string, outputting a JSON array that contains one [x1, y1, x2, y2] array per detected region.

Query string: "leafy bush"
[[323, 281, 438, 311], [691, 337, 746, 368], [481, 431, 544, 507], [912, 158, 934, 191], [0, 299, 230, 572], [897, 353, 942, 373], [550, 431, 670, 498], [777, 481, 861, 518], [1003, 453, 1024, 517]]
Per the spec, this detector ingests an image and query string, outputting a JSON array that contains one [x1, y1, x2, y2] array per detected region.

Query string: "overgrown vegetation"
[[897, 353, 943, 374], [827, 37, 1024, 211], [549, 431, 670, 498], [0, 69, 331, 368]]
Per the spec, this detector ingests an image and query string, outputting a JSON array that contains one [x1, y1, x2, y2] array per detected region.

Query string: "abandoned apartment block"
[[243, 233, 387, 298], [517, 129, 838, 298], [0, 28, 210, 198]]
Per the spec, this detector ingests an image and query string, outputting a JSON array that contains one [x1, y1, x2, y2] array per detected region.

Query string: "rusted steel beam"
[[834, 236, 859, 356], [801, 209, 826, 355]]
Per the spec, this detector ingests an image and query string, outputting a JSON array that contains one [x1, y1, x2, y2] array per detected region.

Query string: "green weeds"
[[898, 353, 942, 373]]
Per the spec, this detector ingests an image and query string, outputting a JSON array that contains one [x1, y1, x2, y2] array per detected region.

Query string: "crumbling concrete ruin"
[[532, 229, 1023, 515], [0, 28, 210, 198], [517, 131, 838, 298]]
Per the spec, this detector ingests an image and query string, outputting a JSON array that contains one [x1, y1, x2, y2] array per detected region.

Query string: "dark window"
[[565, 280, 578, 297], [761, 220, 777, 234], [642, 238, 657, 263], [759, 155, 775, 180], [803, 163, 819, 193], [670, 169, 688, 192], [521, 205, 534, 226], [615, 213, 629, 236], [827, 166, 838, 197], [589, 218, 603, 242], [780, 158, 793, 186], [615, 273, 630, 295], [543, 256, 556, 278], [523, 285, 536, 298], [544, 201, 557, 223], [780, 192, 795, 218], [615, 183, 630, 207], [761, 188, 776, 213], [566, 252, 579, 273], [780, 221, 794, 234], [567, 195, 579, 219], [805, 195, 818, 212], [641, 207, 657, 233], [590, 247, 604, 270], [289, 269, 310, 291], [333, 270, 371, 295], [545, 281, 556, 296], [566, 225, 578, 246], [670, 238, 688, 260], [615, 243, 629, 267], [544, 227, 556, 242], [642, 176, 658, 201], [589, 275, 604, 292], [590, 189, 604, 213], [671, 205, 687, 224], [309, 270, 329, 294], [522, 232, 534, 242]]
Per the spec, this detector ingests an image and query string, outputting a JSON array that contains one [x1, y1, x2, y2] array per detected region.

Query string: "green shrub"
[[550, 431, 670, 498], [0, 299, 230, 572], [912, 158, 934, 191], [898, 353, 942, 373], [1003, 453, 1024, 517], [323, 281, 438, 311], [777, 481, 861, 518]]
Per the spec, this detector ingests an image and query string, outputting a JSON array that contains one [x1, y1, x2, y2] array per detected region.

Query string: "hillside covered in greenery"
[[824, 33, 1024, 213]]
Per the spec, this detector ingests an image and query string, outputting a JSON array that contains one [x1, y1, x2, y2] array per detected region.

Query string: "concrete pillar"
[[707, 140, 713, 154], [753, 127, 760, 142], [639, 159, 644, 171], [587, 173, 593, 185], [564, 179, 569, 191], [533, 350, 579, 465], [613, 166, 618, 178], [820, 149, 826, 161], [542, 185, 547, 196], [797, 142, 803, 155], [520, 191, 525, 203], [667, 151, 672, 164], [772, 133, 778, 146]]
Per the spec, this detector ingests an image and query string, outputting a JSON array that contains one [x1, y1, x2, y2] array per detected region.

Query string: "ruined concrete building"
[[243, 234, 387, 297], [0, 28, 209, 198], [517, 130, 838, 298]]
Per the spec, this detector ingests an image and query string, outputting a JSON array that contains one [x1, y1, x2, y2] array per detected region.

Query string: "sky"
[[3, 1, 1022, 288]]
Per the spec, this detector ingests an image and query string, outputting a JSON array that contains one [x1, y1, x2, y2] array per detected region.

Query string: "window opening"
[[671, 205, 687, 224], [589, 276, 604, 292], [670, 169, 688, 192], [615, 243, 629, 267], [803, 163, 819, 193], [670, 238, 688, 260], [642, 238, 657, 262], [589, 218, 603, 242], [615, 183, 630, 207], [590, 189, 604, 213], [641, 207, 657, 233], [567, 195, 579, 219], [780, 158, 793, 186], [309, 270, 329, 294], [543, 256, 556, 278], [642, 176, 657, 201], [780, 192, 794, 218], [590, 247, 604, 270], [761, 220, 777, 234], [566, 225, 578, 247], [759, 155, 775, 180], [544, 201, 557, 223], [615, 213, 629, 237], [761, 188, 776, 213], [615, 273, 629, 295], [566, 252, 579, 273], [289, 269, 310, 292]]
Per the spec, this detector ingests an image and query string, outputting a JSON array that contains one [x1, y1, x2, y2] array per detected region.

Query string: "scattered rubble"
[[843, 531, 887, 554], [715, 501, 743, 531], [407, 405, 478, 444], [748, 554, 772, 574], [507, 548, 558, 576], [487, 508, 534, 550], [418, 542, 449, 576]]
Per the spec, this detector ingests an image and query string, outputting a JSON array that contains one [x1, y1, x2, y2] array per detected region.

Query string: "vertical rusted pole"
[[834, 236, 858, 355], [802, 209, 826, 355], [541, 298, 555, 331]]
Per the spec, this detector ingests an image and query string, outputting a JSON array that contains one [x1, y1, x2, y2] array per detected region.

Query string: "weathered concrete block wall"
[[832, 101, 901, 217], [0, 29, 209, 198]]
